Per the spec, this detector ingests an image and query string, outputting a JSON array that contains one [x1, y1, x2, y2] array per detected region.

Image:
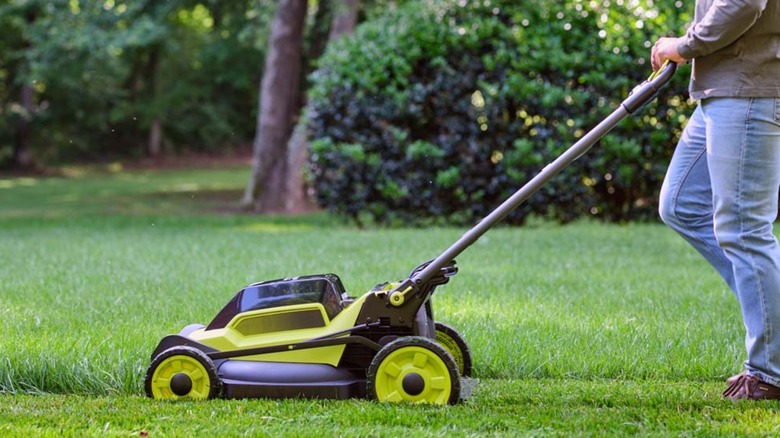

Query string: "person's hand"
[[651, 37, 686, 71]]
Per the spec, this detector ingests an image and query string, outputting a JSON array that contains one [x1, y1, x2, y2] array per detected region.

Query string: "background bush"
[[308, 0, 694, 225]]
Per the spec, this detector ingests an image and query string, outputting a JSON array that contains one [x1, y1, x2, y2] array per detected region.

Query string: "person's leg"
[[704, 97, 780, 387], [659, 105, 736, 292]]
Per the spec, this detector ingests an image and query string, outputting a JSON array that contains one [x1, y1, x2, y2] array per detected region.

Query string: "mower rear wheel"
[[145, 346, 220, 400], [367, 336, 460, 405], [434, 322, 473, 377]]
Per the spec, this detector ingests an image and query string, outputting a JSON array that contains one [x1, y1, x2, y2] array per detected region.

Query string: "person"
[[651, 0, 780, 400]]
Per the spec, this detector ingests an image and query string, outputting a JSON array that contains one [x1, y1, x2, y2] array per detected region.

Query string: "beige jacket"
[[676, 0, 780, 100]]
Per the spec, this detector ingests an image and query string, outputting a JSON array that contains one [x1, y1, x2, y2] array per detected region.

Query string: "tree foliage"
[[308, 0, 695, 225], [0, 0, 273, 165]]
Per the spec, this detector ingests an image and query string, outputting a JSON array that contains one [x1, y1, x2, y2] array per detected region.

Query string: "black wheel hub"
[[402, 373, 425, 396], [170, 373, 193, 396]]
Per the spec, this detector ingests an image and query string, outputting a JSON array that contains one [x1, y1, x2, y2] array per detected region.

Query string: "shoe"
[[723, 374, 780, 400], [727, 370, 747, 386]]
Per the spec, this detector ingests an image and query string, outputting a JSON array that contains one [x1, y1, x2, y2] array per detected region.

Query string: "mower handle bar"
[[389, 61, 677, 305]]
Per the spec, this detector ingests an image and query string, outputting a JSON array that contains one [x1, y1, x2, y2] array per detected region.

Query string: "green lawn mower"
[[144, 62, 677, 405]]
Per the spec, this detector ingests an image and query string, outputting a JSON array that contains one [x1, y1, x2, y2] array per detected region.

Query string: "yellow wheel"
[[145, 346, 220, 400], [367, 337, 460, 405], [435, 322, 473, 377]]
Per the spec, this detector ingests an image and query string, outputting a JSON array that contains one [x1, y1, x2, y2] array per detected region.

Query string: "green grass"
[[4, 380, 780, 437], [2, 165, 779, 436]]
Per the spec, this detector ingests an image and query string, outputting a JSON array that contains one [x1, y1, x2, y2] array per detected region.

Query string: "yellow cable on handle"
[[648, 59, 671, 82]]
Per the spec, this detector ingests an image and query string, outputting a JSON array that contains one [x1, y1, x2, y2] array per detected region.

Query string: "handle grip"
[[622, 61, 678, 114]]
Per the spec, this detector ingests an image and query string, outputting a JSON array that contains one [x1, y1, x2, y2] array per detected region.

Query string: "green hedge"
[[307, 0, 694, 225]]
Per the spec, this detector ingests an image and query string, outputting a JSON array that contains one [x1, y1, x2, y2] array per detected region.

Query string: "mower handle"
[[387, 61, 678, 307]]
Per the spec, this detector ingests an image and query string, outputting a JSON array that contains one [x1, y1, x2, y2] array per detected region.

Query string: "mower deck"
[[218, 360, 365, 400]]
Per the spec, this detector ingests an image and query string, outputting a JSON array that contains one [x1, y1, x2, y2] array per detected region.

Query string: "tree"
[[13, 5, 36, 168], [241, 0, 308, 212], [330, 0, 359, 39], [283, 0, 359, 213], [115, 0, 271, 158], [1, 1, 271, 168], [119, 0, 273, 158], [242, 0, 360, 213], [0, 0, 41, 169]]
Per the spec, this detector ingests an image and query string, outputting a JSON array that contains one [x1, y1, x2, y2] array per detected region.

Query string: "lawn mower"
[[144, 62, 677, 404]]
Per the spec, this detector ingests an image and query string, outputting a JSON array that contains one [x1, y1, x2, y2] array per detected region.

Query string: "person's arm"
[[651, 0, 769, 71], [677, 0, 768, 59]]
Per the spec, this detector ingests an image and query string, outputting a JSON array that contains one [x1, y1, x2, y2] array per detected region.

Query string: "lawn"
[[2, 163, 779, 436]]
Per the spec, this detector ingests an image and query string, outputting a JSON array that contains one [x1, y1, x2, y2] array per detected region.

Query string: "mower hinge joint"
[[387, 280, 416, 307]]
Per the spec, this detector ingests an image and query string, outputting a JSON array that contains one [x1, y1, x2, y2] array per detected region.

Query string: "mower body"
[[145, 264, 473, 403]]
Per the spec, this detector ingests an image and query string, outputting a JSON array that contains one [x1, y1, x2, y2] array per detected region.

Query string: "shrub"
[[307, 0, 694, 225]]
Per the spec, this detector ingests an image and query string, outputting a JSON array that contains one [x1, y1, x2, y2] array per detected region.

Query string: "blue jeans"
[[659, 97, 780, 385]]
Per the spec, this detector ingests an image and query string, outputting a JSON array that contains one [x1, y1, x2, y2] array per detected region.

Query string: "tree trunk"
[[241, 0, 308, 212], [13, 83, 34, 168], [145, 45, 163, 157], [148, 118, 162, 157], [330, 0, 359, 40], [13, 8, 37, 169], [281, 0, 360, 213], [284, 120, 313, 213]]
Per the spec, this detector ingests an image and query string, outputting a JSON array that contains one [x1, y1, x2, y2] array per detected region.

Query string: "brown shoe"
[[723, 374, 780, 400], [727, 370, 747, 386]]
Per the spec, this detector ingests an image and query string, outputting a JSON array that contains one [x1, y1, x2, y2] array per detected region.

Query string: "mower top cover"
[[205, 274, 347, 330]]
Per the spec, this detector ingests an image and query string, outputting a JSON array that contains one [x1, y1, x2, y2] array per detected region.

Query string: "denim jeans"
[[659, 97, 780, 385]]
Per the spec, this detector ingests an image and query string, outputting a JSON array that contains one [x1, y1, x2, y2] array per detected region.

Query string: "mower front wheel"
[[367, 336, 460, 405], [145, 345, 220, 400]]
